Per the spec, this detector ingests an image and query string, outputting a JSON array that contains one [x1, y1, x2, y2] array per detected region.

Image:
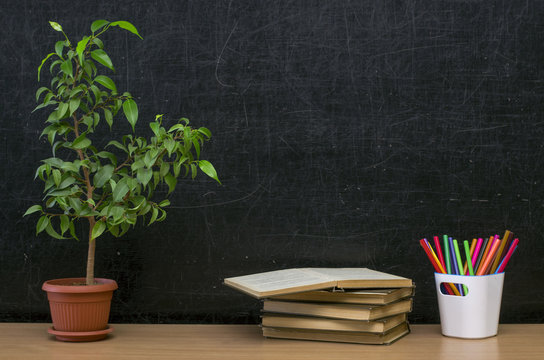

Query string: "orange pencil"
[[476, 239, 501, 275], [476, 235, 495, 274]]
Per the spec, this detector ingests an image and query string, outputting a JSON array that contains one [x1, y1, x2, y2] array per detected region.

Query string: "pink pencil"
[[495, 238, 519, 273], [471, 237, 483, 266]]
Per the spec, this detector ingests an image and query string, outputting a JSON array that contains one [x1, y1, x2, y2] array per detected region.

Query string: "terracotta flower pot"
[[42, 278, 118, 342]]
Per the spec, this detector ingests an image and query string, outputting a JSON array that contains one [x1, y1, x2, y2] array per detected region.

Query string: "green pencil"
[[443, 235, 451, 274], [464, 240, 475, 276], [453, 239, 468, 295]]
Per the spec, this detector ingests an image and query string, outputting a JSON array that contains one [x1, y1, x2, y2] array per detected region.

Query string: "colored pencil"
[[495, 238, 519, 273], [477, 239, 501, 275], [463, 239, 476, 274], [490, 230, 512, 274], [449, 237, 462, 294], [419, 239, 443, 273], [476, 235, 495, 274], [433, 235, 446, 270], [443, 235, 451, 274], [425, 239, 444, 272], [449, 237, 459, 275], [464, 240, 475, 276], [473, 236, 489, 272], [453, 239, 467, 295], [419, 239, 458, 295], [471, 238, 483, 267], [497, 231, 514, 266]]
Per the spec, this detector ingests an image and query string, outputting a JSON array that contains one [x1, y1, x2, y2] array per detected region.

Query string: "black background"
[[1, 0, 543, 324]]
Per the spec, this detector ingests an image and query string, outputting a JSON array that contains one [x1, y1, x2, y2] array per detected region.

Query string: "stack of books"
[[224, 268, 414, 345]]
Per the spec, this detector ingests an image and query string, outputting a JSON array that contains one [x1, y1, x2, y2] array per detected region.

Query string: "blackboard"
[[0, 0, 543, 324]]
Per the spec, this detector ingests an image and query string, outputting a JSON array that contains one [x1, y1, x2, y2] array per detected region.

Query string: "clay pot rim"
[[42, 278, 118, 293]]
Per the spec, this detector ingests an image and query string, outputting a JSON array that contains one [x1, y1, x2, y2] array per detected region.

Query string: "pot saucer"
[[48, 326, 113, 342]]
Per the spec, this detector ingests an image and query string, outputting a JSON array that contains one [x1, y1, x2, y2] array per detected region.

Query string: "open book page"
[[308, 268, 408, 281], [224, 268, 412, 298], [309, 268, 412, 288], [224, 268, 337, 298]]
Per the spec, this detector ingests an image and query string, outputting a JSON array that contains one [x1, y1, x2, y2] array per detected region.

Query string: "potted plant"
[[24, 20, 220, 341]]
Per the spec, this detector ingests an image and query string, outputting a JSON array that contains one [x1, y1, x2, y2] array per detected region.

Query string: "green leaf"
[[198, 127, 212, 138], [110, 20, 143, 39], [68, 197, 83, 213], [59, 215, 70, 235], [190, 163, 197, 179], [49, 21, 63, 32], [58, 176, 77, 189], [60, 59, 73, 78], [168, 124, 184, 133], [158, 199, 170, 207], [198, 160, 221, 184], [45, 222, 67, 239], [150, 122, 159, 137], [164, 173, 177, 194], [38, 53, 56, 81], [36, 87, 50, 103], [36, 215, 50, 235], [76, 36, 90, 64], [52, 169, 61, 187], [104, 108, 113, 129], [61, 161, 80, 173], [108, 206, 124, 222], [108, 224, 120, 237], [148, 206, 159, 225], [69, 220, 79, 241], [94, 164, 114, 188], [94, 75, 117, 93], [157, 208, 167, 222], [192, 137, 200, 158], [55, 102, 69, 120], [91, 220, 106, 240], [159, 162, 170, 177], [112, 181, 129, 202], [55, 41, 65, 58], [164, 138, 176, 156], [106, 140, 127, 153], [137, 168, 153, 187], [71, 134, 91, 149], [96, 151, 117, 167], [91, 49, 115, 71], [91, 19, 110, 33], [23, 205, 43, 217], [91, 37, 104, 49], [43, 157, 64, 168], [123, 99, 138, 131], [69, 98, 80, 116]]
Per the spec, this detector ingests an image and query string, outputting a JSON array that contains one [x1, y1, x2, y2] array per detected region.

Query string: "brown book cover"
[[261, 313, 407, 333], [224, 268, 413, 299], [262, 322, 410, 345], [262, 298, 413, 321]]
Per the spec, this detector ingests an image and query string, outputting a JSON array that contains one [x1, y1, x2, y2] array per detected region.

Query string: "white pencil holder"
[[434, 272, 504, 339]]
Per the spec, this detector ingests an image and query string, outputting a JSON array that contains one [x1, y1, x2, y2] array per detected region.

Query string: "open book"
[[271, 287, 415, 305], [224, 268, 413, 298]]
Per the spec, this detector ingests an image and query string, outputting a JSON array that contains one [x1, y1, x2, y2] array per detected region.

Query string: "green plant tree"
[[24, 20, 220, 285]]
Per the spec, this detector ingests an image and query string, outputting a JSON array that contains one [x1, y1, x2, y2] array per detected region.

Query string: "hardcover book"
[[262, 298, 413, 321], [224, 268, 413, 299]]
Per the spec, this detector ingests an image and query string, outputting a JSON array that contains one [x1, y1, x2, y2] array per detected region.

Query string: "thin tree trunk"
[[86, 217, 96, 285]]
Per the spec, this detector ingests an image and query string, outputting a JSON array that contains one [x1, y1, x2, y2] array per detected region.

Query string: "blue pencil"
[[449, 237, 463, 295]]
